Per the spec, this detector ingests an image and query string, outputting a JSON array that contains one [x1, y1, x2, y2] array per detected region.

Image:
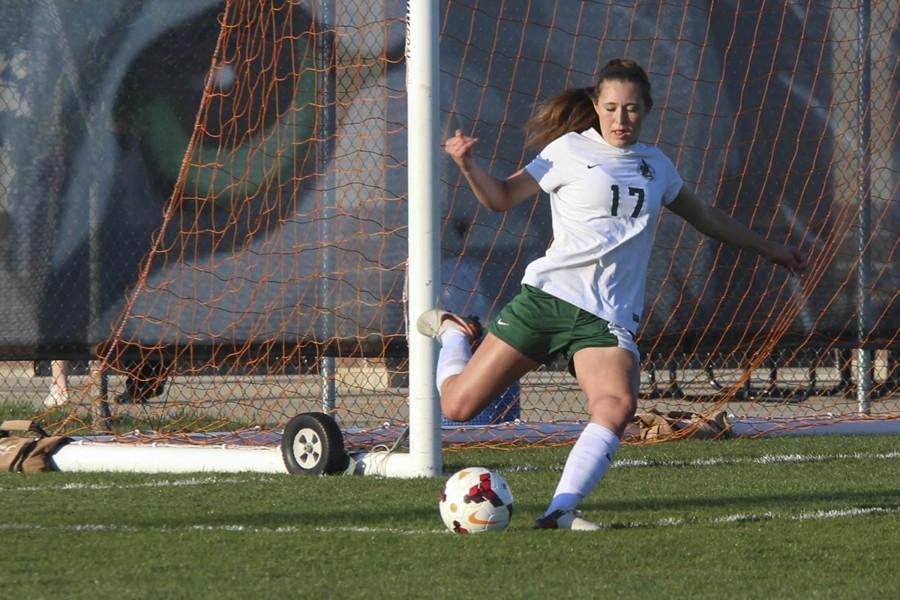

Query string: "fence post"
[[855, 0, 872, 415], [318, 0, 337, 414]]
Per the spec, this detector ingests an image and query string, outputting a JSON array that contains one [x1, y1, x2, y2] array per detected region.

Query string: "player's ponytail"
[[524, 86, 598, 149], [525, 58, 653, 149]]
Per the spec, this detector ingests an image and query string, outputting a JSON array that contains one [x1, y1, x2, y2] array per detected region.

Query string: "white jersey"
[[523, 128, 683, 333]]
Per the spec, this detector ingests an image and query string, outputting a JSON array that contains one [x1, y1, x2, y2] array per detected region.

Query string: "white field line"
[[507, 450, 900, 473], [2, 451, 897, 489], [0, 522, 445, 535], [1, 505, 897, 536], [0, 475, 279, 493], [603, 505, 900, 530]]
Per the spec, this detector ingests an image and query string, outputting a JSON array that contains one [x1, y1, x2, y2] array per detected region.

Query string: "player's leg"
[[439, 333, 538, 421], [44, 360, 70, 408], [575, 345, 640, 435], [536, 337, 640, 530], [417, 309, 539, 422]]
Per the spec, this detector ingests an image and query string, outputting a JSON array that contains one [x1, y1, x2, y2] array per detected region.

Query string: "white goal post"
[[350, 0, 442, 478]]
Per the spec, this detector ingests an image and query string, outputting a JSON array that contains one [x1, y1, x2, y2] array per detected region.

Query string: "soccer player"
[[418, 58, 805, 530]]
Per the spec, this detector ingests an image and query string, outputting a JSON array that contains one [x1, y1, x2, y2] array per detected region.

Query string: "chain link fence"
[[0, 1, 896, 439]]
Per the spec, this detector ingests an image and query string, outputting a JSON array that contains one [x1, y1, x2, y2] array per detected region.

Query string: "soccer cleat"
[[416, 309, 483, 342], [533, 509, 602, 531], [43, 388, 69, 408]]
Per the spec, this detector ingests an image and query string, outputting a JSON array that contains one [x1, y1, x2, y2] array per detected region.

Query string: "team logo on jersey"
[[639, 159, 655, 180]]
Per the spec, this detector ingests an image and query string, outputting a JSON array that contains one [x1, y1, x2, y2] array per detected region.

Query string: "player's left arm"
[[666, 185, 806, 275]]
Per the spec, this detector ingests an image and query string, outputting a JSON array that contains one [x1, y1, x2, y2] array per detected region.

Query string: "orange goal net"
[[16, 0, 896, 446]]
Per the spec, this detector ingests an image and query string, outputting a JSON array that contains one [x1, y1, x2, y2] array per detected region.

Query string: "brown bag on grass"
[[634, 410, 730, 441], [0, 419, 70, 473]]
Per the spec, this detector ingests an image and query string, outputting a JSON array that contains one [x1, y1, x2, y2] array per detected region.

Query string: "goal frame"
[[51, 0, 442, 478], [349, 0, 442, 478]]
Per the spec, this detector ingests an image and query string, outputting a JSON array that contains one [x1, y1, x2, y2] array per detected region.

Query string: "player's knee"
[[441, 398, 477, 422], [442, 404, 474, 422], [622, 393, 638, 419], [589, 392, 637, 425], [440, 388, 483, 422], [622, 398, 637, 423]]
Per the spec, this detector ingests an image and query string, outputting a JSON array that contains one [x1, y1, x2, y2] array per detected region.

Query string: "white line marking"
[[313, 526, 447, 535], [617, 450, 900, 468], [591, 506, 900, 531], [0, 522, 446, 535], [0, 505, 896, 536], [3, 452, 896, 492], [0, 475, 279, 493], [506, 450, 900, 473]]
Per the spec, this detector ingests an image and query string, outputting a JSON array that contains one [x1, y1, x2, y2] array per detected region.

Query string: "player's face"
[[594, 80, 647, 148]]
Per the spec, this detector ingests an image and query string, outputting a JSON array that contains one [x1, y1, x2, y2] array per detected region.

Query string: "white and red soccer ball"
[[439, 467, 514, 534]]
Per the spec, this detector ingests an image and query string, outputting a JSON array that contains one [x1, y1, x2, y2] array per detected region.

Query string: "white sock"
[[435, 329, 471, 393], [544, 423, 620, 515]]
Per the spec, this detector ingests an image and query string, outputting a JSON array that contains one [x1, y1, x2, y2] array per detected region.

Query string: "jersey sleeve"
[[659, 152, 684, 205], [524, 136, 571, 193]]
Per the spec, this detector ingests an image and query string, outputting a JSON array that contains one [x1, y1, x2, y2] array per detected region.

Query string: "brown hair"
[[525, 58, 653, 149]]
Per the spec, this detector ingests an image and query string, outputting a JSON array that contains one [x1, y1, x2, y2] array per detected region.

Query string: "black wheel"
[[281, 412, 348, 475]]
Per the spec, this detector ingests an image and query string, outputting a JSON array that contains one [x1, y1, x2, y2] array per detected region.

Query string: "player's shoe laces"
[[533, 509, 601, 531], [416, 309, 483, 342]]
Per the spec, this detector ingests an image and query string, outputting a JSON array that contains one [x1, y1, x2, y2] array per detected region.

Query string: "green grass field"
[[3, 435, 899, 599]]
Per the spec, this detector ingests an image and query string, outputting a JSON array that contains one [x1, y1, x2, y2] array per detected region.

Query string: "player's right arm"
[[444, 129, 540, 212]]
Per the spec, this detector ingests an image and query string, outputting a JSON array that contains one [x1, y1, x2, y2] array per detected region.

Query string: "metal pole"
[[405, 0, 441, 477], [89, 153, 110, 428], [318, 0, 337, 413], [44, 0, 110, 425], [855, 0, 872, 415]]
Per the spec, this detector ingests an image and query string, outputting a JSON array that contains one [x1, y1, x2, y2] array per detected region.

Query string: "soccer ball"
[[439, 467, 514, 534]]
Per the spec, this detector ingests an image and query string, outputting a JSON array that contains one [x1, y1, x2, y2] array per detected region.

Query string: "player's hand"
[[764, 241, 806, 276], [443, 129, 478, 172]]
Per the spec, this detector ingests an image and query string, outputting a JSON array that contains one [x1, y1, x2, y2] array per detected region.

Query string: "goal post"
[[353, 0, 442, 478]]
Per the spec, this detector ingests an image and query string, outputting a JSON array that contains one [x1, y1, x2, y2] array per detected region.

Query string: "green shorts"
[[486, 285, 639, 369]]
